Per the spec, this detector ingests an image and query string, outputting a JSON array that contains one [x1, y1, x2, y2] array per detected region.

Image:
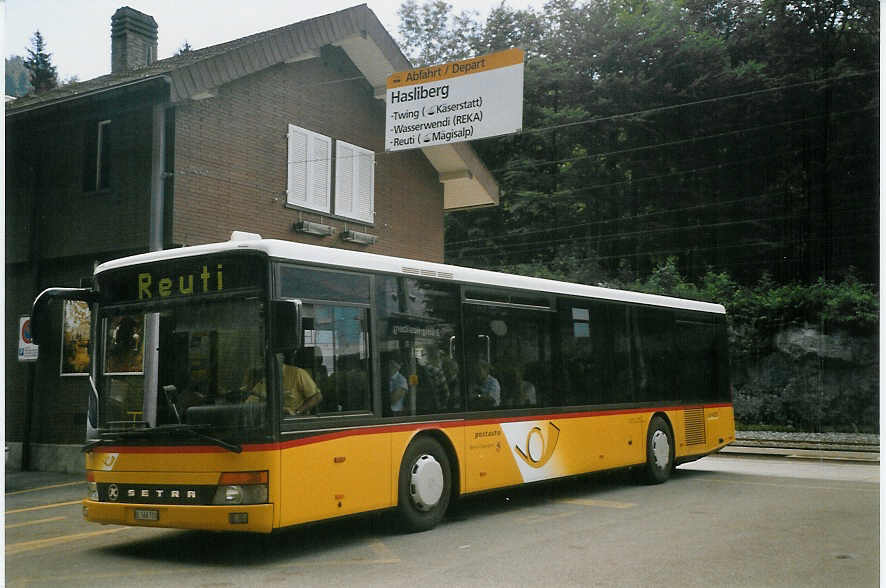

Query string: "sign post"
[[385, 48, 524, 151]]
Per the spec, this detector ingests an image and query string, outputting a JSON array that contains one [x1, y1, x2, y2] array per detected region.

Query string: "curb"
[[719, 445, 880, 463]]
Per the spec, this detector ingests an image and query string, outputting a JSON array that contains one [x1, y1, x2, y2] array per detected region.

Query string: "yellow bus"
[[33, 233, 734, 533]]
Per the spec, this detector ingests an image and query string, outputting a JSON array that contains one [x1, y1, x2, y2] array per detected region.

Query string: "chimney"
[[111, 7, 158, 73]]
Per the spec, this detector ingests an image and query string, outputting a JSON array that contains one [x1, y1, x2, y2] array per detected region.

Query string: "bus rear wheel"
[[643, 415, 674, 484], [396, 436, 452, 532]]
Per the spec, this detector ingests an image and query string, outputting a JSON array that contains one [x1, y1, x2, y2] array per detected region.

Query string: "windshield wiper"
[[155, 424, 243, 454], [83, 424, 242, 454], [82, 438, 110, 453]]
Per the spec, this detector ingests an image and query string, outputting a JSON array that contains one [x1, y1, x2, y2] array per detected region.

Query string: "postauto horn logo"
[[513, 422, 560, 469]]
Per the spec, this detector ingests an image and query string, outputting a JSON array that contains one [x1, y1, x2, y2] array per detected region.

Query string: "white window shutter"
[[355, 148, 374, 223], [335, 140, 374, 224], [287, 125, 308, 207], [309, 133, 331, 212], [287, 124, 330, 213], [335, 142, 355, 218]]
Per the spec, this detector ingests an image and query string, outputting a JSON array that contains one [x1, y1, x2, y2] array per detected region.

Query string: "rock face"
[[773, 327, 877, 364], [731, 324, 879, 430]]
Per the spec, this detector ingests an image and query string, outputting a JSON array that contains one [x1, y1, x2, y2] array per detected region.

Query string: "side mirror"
[[31, 287, 98, 346], [271, 299, 302, 351]]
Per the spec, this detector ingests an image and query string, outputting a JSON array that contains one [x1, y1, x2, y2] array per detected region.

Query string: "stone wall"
[[731, 324, 879, 431]]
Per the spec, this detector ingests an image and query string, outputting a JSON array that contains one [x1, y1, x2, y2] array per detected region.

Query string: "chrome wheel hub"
[[651, 429, 670, 469], [409, 454, 444, 511]]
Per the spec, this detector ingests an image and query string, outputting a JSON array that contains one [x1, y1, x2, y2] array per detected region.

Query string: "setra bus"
[[32, 232, 734, 533]]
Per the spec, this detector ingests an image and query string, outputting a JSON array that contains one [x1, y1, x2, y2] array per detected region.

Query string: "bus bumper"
[[82, 499, 275, 533]]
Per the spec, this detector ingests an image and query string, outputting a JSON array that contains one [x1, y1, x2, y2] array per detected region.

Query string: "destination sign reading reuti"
[[385, 48, 524, 151]]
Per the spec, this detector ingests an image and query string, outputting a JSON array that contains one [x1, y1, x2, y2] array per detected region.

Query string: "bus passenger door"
[[462, 301, 554, 491], [278, 304, 390, 526]]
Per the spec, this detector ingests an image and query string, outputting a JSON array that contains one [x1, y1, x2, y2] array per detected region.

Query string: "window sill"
[[283, 203, 375, 228]]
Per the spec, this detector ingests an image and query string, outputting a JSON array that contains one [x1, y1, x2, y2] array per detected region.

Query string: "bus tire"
[[396, 436, 452, 532], [643, 415, 674, 484]]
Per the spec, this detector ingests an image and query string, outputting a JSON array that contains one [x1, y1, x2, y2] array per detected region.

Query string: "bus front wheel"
[[396, 436, 452, 532], [643, 415, 674, 484]]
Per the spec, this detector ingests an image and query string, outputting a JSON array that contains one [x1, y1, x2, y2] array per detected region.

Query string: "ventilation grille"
[[401, 267, 454, 280], [684, 408, 706, 446]]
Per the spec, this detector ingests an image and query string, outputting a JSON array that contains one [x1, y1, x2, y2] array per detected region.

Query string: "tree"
[[176, 40, 193, 56], [5, 55, 33, 97], [397, 0, 481, 65], [399, 0, 878, 288], [23, 30, 58, 94]]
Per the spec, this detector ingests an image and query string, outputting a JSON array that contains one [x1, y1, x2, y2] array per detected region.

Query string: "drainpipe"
[[22, 146, 43, 471], [142, 102, 168, 427]]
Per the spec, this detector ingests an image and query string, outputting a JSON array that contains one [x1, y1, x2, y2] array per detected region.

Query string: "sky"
[[4, 0, 540, 83]]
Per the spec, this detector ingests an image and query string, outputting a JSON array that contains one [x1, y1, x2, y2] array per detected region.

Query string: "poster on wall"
[[60, 301, 91, 375], [104, 314, 145, 375], [18, 316, 39, 362]]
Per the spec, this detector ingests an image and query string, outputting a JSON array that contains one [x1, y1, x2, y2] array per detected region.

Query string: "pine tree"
[[24, 30, 58, 94], [175, 40, 193, 56]]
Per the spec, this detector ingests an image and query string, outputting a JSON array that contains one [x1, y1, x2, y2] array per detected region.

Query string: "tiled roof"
[[6, 4, 498, 209], [7, 4, 409, 113]]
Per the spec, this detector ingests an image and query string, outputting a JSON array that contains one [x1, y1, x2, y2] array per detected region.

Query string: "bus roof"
[[95, 237, 726, 315]]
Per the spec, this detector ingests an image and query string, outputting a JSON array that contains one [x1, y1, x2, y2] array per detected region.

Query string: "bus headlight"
[[86, 472, 98, 501], [212, 471, 268, 505]]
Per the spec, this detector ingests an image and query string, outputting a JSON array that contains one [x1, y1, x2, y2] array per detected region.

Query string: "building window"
[[286, 125, 374, 223], [83, 119, 111, 192]]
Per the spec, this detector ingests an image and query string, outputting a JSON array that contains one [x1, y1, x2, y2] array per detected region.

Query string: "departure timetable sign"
[[385, 48, 524, 151]]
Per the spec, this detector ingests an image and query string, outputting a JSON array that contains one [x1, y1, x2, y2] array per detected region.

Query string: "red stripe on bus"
[[91, 403, 732, 454]]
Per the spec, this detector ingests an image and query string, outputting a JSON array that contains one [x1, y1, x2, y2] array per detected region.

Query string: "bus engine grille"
[[684, 408, 706, 446]]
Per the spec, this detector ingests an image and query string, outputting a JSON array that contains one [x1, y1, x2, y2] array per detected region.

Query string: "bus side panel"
[[463, 423, 524, 492], [706, 404, 735, 448], [463, 413, 646, 494], [667, 405, 735, 461], [279, 432, 390, 527], [544, 413, 644, 477]]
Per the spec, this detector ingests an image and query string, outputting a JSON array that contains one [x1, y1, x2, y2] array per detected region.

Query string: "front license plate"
[[134, 509, 159, 521]]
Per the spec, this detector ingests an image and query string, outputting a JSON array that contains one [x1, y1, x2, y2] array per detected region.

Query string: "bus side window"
[[557, 300, 617, 407], [294, 304, 371, 415], [630, 308, 676, 402], [464, 304, 552, 411], [376, 276, 461, 417], [675, 316, 716, 403]]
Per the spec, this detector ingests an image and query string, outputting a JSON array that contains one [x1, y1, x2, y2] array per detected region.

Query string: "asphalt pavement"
[[5, 470, 85, 494]]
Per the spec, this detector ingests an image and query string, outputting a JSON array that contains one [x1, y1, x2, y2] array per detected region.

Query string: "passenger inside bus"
[[498, 365, 537, 408], [471, 360, 501, 408], [415, 342, 459, 412], [388, 359, 408, 416], [245, 351, 323, 416]]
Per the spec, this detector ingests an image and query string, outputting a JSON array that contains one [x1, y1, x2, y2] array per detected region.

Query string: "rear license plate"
[[134, 509, 159, 521]]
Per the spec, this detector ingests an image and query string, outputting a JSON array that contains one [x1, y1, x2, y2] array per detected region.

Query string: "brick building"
[[5, 5, 498, 471]]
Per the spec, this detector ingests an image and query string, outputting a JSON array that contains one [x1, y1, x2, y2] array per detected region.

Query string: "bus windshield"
[[96, 297, 268, 435]]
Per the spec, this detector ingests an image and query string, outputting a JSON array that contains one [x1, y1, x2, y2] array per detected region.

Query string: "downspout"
[[149, 102, 167, 252], [22, 133, 44, 471], [143, 97, 170, 427]]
